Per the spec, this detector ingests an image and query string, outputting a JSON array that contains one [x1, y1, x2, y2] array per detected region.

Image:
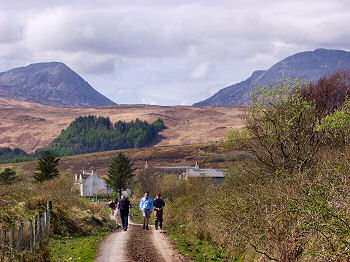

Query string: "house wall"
[[82, 174, 109, 196]]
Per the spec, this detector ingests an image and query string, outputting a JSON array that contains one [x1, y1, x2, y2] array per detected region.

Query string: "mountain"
[[0, 62, 116, 108], [194, 48, 350, 106]]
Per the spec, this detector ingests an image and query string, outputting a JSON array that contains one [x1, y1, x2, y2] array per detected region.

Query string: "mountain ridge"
[[0, 62, 116, 108], [194, 48, 350, 106]]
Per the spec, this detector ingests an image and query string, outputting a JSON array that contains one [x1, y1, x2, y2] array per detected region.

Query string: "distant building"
[[145, 161, 228, 184], [74, 168, 111, 197], [183, 168, 227, 184]]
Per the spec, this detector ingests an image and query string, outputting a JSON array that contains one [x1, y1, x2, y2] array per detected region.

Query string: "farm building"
[[145, 161, 228, 184], [181, 168, 227, 184], [74, 168, 111, 197]]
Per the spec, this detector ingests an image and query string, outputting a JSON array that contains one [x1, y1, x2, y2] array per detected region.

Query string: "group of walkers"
[[109, 192, 165, 231]]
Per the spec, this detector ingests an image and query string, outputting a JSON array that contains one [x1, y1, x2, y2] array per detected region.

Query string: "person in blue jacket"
[[139, 192, 153, 230]]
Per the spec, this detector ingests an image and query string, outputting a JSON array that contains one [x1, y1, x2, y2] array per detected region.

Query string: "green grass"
[[168, 226, 229, 262], [49, 232, 108, 262]]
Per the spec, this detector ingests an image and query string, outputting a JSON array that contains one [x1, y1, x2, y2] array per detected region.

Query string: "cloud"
[[190, 62, 211, 79], [0, 0, 349, 105]]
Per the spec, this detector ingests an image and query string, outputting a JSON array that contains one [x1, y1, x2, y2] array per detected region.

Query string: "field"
[[0, 97, 245, 153]]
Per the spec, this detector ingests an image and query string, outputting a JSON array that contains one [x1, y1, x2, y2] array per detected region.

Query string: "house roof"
[[153, 166, 194, 174], [187, 168, 228, 178], [80, 170, 104, 184]]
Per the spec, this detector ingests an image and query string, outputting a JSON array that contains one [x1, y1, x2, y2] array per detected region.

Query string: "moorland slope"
[[0, 98, 244, 153]]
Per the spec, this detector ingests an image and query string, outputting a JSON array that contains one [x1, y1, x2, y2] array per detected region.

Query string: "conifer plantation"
[[36, 116, 165, 157], [0, 116, 166, 163]]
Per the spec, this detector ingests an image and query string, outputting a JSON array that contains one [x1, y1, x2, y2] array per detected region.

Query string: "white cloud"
[[190, 62, 211, 79], [0, 0, 349, 105]]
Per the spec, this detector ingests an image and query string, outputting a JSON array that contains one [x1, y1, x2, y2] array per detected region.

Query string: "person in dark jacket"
[[117, 195, 132, 231], [153, 193, 165, 230], [109, 201, 116, 216]]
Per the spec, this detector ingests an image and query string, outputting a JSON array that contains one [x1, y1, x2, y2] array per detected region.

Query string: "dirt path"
[[152, 226, 190, 262], [95, 214, 190, 262], [95, 214, 128, 262]]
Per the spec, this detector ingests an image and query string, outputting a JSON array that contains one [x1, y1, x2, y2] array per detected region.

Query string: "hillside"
[[0, 62, 116, 108], [0, 143, 243, 179], [0, 98, 244, 153], [194, 48, 350, 106]]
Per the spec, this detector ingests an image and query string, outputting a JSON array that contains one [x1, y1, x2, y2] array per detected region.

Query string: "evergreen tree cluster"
[[36, 115, 165, 157], [0, 147, 32, 164], [0, 167, 20, 185]]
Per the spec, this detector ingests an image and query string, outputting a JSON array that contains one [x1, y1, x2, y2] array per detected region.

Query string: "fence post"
[[10, 227, 14, 258], [1, 229, 6, 261], [38, 212, 43, 245], [16, 223, 23, 252], [44, 212, 47, 234], [47, 201, 52, 234], [34, 216, 38, 249], [29, 220, 34, 252]]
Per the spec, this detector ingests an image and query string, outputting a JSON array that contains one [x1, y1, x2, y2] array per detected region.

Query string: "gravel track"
[[96, 214, 190, 262], [126, 224, 164, 262]]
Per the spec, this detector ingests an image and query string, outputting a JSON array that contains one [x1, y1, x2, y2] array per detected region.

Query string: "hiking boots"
[[143, 223, 145, 230], [146, 225, 149, 230]]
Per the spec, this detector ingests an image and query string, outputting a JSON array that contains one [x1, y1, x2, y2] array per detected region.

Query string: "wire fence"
[[0, 201, 52, 262]]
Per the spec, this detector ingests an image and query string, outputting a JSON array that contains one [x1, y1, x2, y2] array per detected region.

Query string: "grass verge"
[[49, 232, 108, 262], [167, 224, 228, 262]]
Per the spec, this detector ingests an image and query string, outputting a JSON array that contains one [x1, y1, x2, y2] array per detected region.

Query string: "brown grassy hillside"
[[0, 98, 245, 153], [0, 143, 245, 179]]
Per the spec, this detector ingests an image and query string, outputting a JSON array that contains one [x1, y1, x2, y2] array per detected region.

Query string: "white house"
[[74, 168, 111, 197]]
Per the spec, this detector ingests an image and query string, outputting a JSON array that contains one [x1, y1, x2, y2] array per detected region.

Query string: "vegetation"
[[50, 232, 108, 262], [34, 151, 60, 183], [105, 153, 135, 196], [0, 176, 114, 261], [159, 72, 350, 261], [0, 167, 20, 185], [0, 147, 32, 164], [36, 115, 165, 157]]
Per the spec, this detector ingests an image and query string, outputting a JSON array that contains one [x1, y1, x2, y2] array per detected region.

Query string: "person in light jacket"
[[139, 192, 153, 230]]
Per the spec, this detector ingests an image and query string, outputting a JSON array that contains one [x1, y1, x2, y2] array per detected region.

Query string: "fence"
[[88, 194, 112, 202], [0, 201, 52, 262]]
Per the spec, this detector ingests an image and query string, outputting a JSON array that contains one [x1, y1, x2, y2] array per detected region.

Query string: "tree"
[[225, 78, 322, 173], [0, 168, 20, 185], [33, 151, 60, 182], [105, 153, 135, 196], [300, 71, 350, 115]]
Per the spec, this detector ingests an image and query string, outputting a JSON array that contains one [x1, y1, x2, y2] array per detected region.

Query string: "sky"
[[1, 0, 350, 105]]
